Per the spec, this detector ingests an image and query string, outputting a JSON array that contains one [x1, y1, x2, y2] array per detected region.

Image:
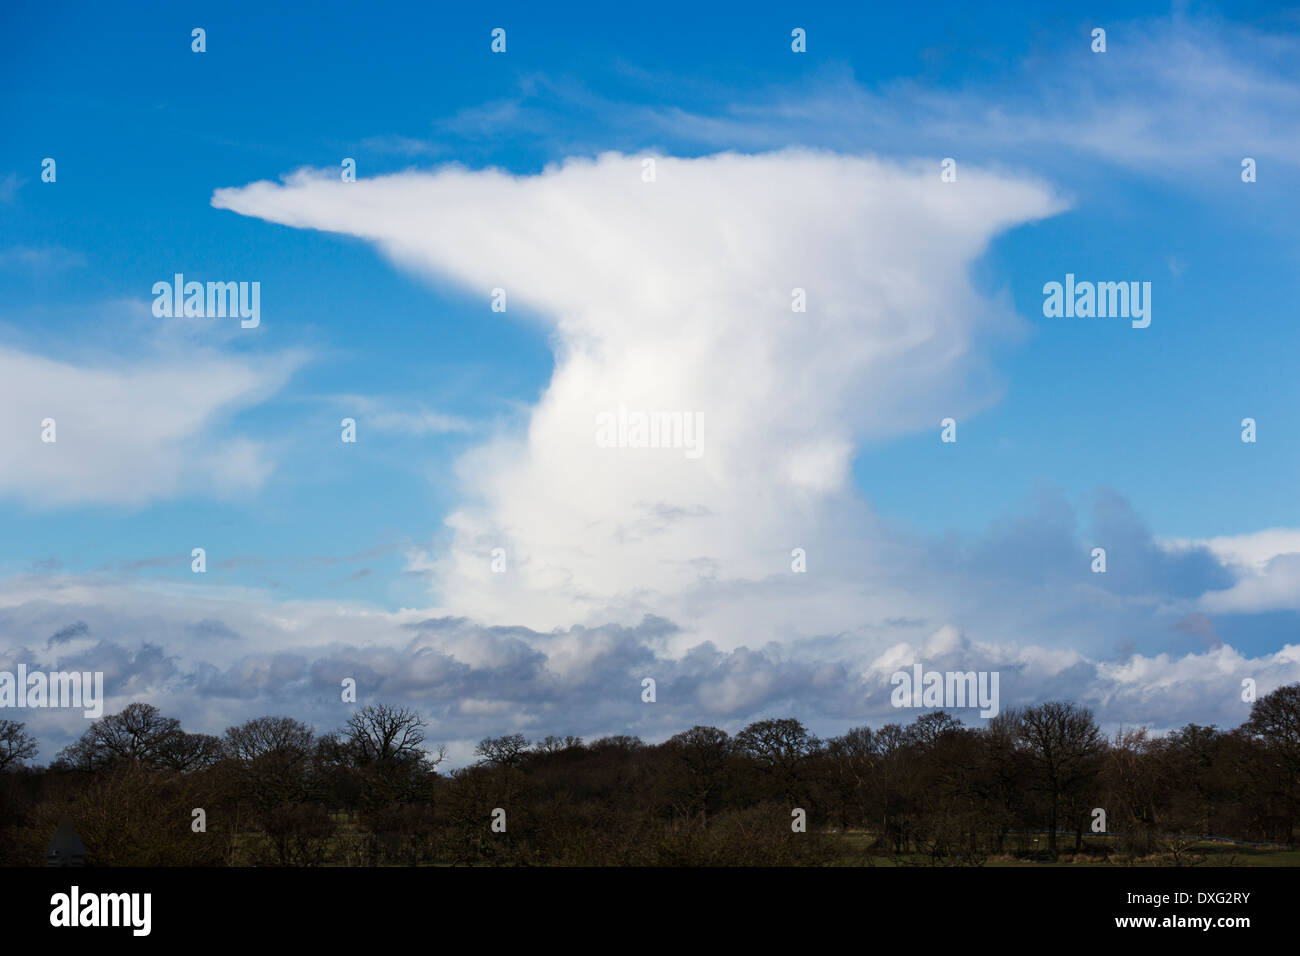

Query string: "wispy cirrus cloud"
[[326, 393, 475, 436], [402, 16, 1300, 187], [356, 134, 448, 158], [0, 245, 86, 272]]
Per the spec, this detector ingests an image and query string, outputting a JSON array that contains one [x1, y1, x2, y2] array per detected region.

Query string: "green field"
[[828, 830, 1300, 867], [215, 817, 1300, 866]]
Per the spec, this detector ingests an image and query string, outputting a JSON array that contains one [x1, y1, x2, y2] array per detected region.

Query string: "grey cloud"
[[47, 620, 89, 646]]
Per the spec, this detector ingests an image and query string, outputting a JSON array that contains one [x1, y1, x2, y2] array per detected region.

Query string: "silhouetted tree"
[[55, 703, 185, 772], [340, 704, 443, 810], [0, 720, 38, 771], [736, 718, 819, 804], [7, 691, 1300, 867], [1013, 702, 1104, 854], [1245, 683, 1300, 841], [665, 725, 734, 822], [476, 733, 530, 768]]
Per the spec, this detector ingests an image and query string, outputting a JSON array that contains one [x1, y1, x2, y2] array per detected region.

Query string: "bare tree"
[[0, 719, 38, 770], [737, 718, 818, 770], [336, 705, 444, 815], [1016, 702, 1104, 854], [906, 711, 965, 749], [344, 704, 442, 768], [666, 725, 734, 822], [1103, 728, 1162, 855], [156, 732, 224, 772], [533, 735, 583, 754], [225, 716, 315, 763], [55, 703, 185, 771], [736, 717, 819, 803], [825, 726, 877, 830], [1246, 683, 1300, 766], [476, 733, 530, 767], [1245, 683, 1300, 841], [223, 716, 319, 809]]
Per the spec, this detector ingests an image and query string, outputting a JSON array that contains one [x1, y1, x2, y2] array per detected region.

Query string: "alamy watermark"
[[1042, 273, 1150, 328], [152, 274, 260, 328], [595, 404, 704, 459], [890, 662, 1000, 718], [50, 887, 151, 936], [0, 666, 103, 718]]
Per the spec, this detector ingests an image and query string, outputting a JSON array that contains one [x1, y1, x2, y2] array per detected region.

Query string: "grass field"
[[220, 816, 1300, 866], [829, 830, 1300, 866]]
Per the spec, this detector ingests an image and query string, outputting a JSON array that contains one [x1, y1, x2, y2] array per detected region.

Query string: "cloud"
[[0, 570, 1295, 765], [188, 619, 241, 642], [357, 135, 447, 158], [0, 246, 86, 272], [437, 98, 527, 138], [209, 149, 1288, 682], [214, 150, 1065, 643], [47, 620, 89, 646], [1161, 529, 1300, 614], [204, 146, 1300, 744], [1197, 555, 1300, 615], [0, 336, 305, 507], [327, 394, 474, 436], [407, 17, 1300, 189], [1163, 527, 1300, 573], [7, 15, 1292, 753]]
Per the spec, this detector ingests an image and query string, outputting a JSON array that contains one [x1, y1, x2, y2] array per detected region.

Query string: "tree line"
[[1, 684, 1298, 866]]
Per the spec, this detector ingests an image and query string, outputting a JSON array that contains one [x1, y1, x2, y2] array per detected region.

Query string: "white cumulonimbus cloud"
[[214, 150, 1066, 649]]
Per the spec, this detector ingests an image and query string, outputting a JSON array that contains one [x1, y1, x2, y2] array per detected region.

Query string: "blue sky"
[[2, 1, 1300, 762]]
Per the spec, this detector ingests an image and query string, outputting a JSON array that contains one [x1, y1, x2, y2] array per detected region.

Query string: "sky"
[[2, 0, 1299, 765]]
